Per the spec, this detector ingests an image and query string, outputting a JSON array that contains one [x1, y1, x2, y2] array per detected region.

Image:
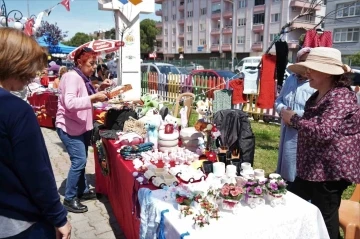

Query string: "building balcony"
[[211, 12, 221, 20], [179, 4, 184, 11], [221, 43, 232, 51], [211, 28, 221, 35], [222, 27, 233, 34], [155, 0, 162, 3], [252, 24, 264, 32], [178, 18, 185, 24], [287, 40, 299, 49], [178, 32, 184, 38], [291, 20, 317, 29], [210, 44, 220, 51], [155, 9, 162, 16], [290, 0, 321, 11], [252, 42, 263, 51], [212, 0, 221, 2], [155, 21, 162, 28], [157, 47, 163, 53], [156, 34, 163, 40], [253, 5, 265, 13], [223, 10, 233, 18]]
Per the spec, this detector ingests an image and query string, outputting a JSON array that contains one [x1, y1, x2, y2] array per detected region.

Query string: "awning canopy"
[[36, 36, 76, 54]]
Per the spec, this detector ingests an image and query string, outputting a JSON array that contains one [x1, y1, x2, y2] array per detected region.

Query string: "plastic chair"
[[173, 92, 195, 122], [339, 184, 360, 239]]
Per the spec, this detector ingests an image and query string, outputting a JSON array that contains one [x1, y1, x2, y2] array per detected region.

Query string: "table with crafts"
[[27, 91, 58, 128], [94, 139, 329, 239]]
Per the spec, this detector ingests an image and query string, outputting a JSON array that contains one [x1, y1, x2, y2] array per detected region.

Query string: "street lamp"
[[0, 0, 24, 29]]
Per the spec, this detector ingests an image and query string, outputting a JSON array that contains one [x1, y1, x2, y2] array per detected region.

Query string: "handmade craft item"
[[105, 84, 132, 99], [179, 106, 188, 128], [196, 99, 212, 122]]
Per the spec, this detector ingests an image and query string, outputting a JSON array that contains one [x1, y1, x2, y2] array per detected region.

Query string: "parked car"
[[61, 60, 74, 70], [234, 56, 261, 74], [190, 69, 239, 81], [141, 62, 181, 75], [184, 63, 205, 71], [178, 67, 190, 75]]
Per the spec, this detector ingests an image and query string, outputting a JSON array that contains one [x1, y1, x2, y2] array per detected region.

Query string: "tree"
[[140, 19, 159, 53], [349, 52, 360, 66], [105, 28, 116, 40], [36, 21, 68, 46], [63, 32, 92, 47]]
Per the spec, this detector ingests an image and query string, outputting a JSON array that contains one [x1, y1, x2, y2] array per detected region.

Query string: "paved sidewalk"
[[41, 128, 125, 239]]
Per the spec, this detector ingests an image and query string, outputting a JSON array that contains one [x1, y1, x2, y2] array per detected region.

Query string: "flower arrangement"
[[245, 179, 267, 197], [175, 193, 193, 206], [209, 208, 220, 220], [194, 194, 202, 203], [207, 187, 218, 198], [219, 183, 244, 201], [266, 177, 287, 196], [180, 206, 193, 218], [174, 184, 194, 206], [193, 213, 209, 228], [199, 199, 215, 213]]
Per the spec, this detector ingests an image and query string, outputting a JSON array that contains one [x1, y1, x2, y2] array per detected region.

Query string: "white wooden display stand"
[[98, 0, 155, 99]]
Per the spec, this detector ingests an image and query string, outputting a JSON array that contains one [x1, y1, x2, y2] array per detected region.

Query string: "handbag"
[[123, 116, 147, 138]]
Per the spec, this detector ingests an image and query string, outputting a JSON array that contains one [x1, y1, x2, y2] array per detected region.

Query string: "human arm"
[[274, 75, 292, 115], [10, 105, 68, 228], [288, 90, 357, 142]]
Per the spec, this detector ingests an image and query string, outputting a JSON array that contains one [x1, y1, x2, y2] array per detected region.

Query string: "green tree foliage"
[[105, 28, 116, 40], [140, 19, 159, 53], [63, 32, 92, 47], [349, 52, 360, 66]]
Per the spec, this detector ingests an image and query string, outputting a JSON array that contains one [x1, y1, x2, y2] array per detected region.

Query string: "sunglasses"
[[79, 47, 94, 54]]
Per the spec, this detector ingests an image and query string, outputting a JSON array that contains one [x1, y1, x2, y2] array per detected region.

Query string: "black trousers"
[[292, 177, 351, 239]]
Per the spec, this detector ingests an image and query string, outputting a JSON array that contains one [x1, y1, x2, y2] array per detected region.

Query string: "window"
[[172, 0, 175, 6], [172, 41, 176, 47], [336, 2, 360, 18], [238, 18, 246, 26], [172, 28, 176, 34], [200, 8, 207, 15], [187, 0, 192, 3], [164, 29, 168, 35], [273, 0, 280, 2], [164, 16, 168, 22], [149, 66, 157, 73], [187, 11, 193, 18], [237, 36, 245, 44], [165, 42, 168, 47], [199, 23, 206, 31], [141, 65, 148, 73], [253, 13, 265, 25], [269, 33, 277, 42], [238, 0, 246, 8], [187, 25, 193, 32], [187, 40, 193, 46], [212, 4, 221, 13], [271, 13, 280, 23], [333, 28, 359, 42], [255, 0, 265, 6], [172, 14, 176, 20], [199, 39, 206, 45]]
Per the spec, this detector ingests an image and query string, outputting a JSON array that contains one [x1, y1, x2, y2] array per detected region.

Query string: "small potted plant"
[[192, 213, 209, 230], [209, 208, 220, 222], [244, 179, 267, 208], [193, 194, 203, 209], [219, 183, 244, 213], [176, 193, 193, 210], [265, 177, 287, 207]]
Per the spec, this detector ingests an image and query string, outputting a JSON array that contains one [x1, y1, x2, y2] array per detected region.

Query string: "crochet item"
[[120, 142, 154, 160], [96, 140, 109, 176]]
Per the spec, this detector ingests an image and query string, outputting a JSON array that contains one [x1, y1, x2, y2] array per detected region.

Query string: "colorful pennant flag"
[[129, 0, 142, 5], [60, 0, 70, 11], [24, 18, 35, 36], [119, 0, 129, 4]]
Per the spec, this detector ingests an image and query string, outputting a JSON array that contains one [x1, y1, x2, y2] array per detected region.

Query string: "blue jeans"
[[6, 220, 55, 239], [57, 128, 91, 201]]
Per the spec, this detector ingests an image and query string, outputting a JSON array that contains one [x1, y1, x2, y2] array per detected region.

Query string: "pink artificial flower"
[[254, 186, 263, 195], [221, 188, 230, 196], [229, 189, 240, 197], [270, 182, 278, 191]]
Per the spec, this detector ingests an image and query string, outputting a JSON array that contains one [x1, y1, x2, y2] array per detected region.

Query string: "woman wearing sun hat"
[[282, 47, 360, 239]]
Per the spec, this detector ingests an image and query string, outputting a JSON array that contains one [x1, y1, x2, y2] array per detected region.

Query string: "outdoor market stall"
[[27, 90, 58, 128], [92, 88, 330, 239]]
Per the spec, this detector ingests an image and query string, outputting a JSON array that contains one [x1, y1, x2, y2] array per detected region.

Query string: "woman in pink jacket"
[[56, 47, 110, 213]]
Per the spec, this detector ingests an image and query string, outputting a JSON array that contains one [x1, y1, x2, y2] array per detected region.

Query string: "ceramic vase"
[[221, 199, 241, 214], [267, 193, 286, 207], [246, 195, 265, 209]]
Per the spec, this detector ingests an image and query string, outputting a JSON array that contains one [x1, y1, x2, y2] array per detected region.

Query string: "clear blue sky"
[[4, 0, 161, 39]]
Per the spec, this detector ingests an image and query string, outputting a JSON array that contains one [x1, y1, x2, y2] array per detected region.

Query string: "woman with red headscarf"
[[55, 47, 110, 213]]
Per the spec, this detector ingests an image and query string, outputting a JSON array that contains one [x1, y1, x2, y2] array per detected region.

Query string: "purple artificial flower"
[[246, 187, 252, 193], [270, 182, 278, 191], [254, 186, 263, 195], [278, 180, 285, 187]]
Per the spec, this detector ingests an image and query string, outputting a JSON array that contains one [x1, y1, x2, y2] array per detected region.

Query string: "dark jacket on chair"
[[213, 109, 255, 165]]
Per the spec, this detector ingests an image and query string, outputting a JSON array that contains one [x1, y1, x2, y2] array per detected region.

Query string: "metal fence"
[[140, 73, 280, 122]]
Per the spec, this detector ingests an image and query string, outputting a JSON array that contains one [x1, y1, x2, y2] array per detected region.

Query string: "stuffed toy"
[[140, 94, 159, 116], [159, 114, 179, 131], [146, 115, 162, 149], [196, 99, 212, 122], [179, 106, 188, 128]]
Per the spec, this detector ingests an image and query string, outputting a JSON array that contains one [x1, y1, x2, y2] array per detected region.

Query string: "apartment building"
[[155, 0, 325, 61], [324, 0, 360, 64]]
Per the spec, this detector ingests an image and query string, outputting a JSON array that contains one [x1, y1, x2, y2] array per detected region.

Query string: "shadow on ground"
[[55, 142, 67, 152], [58, 174, 96, 196]]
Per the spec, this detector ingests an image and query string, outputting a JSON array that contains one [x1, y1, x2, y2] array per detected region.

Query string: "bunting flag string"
[[59, 0, 70, 12]]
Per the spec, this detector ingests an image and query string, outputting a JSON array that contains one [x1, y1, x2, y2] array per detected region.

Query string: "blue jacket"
[[275, 74, 315, 182], [0, 89, 67, 227]]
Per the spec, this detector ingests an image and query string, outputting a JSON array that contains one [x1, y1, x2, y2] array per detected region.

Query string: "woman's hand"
[[56, 221, 72, 239], [90, 91, 108, 103], [282, 109, 296, 125], [98, 79, 113, 91]]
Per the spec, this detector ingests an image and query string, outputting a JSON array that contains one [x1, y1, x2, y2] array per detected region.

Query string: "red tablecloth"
[[94, 139, 157, 239], [27, 92, 58, 128]]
